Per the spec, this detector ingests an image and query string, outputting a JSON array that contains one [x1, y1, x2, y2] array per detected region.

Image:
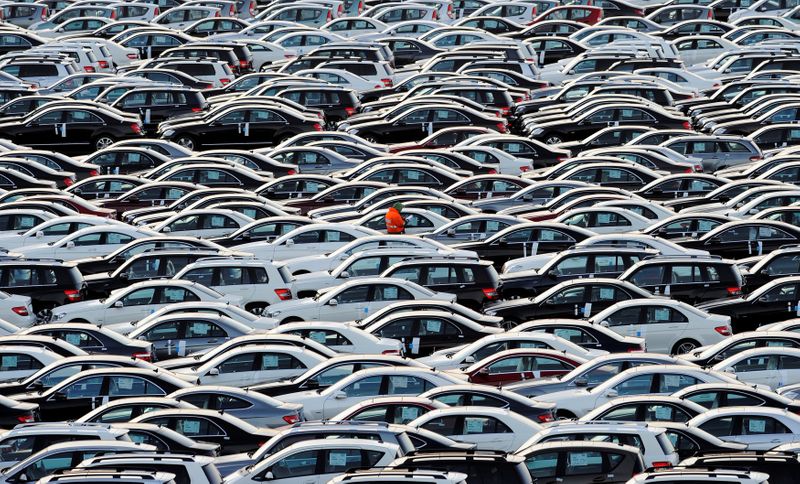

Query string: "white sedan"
[[688, 407, 800, 450], [264, 278, 455, 324], [269, 322, 402, 354], [712, 347, 800, 390], [50, 280, 241, 325], [590, 299, 732, 355], [0, 346, 62, 381], [277, 367, 464, 420], [153, 209, 255, 238], [0, 291, 35, 327], [0, 216, 123, 250], [555, 207, 653, 235], [537, 365, 742, 419], [408, 407, 541, 452], [173, 345, 327, 387], [234, 223, 379, 261], [17, 225, 157, 261], [417, 332, 607, 371]]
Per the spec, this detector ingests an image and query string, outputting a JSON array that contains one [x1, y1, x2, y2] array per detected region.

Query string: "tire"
[[672, 339, 701, 355], [501, 319, 520, 331], [245, 302, 269, 315], [94, 135, 115, 150], [35, 304, 56, 323], [556, 410, 577, 420], [544, 134, 563, 145], [175, 135, 196, 151], [68, 318, 90, 323]]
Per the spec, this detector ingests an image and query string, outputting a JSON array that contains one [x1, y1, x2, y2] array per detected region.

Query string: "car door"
[[389, 108, 432, 142], [416, 317, 464, 356], [15, 109, 65, 147], [247, 108, 284, 144], [142, 320, 185, 360], [45, 375, 106, 420], [730, 415, 795, 449], [106, 287, 159, 324], [448, 415, 516, 451], [751, 282, 800, 325], [204, 109, 247, 147], [326, 284, 371, 321], [63, 109, 106, 148], [539, 285, 588, 319], [729, 353, 779, 388], [184, 319, 229, 355], [322, 374, 384, 418], [471, 354, 536, 385]]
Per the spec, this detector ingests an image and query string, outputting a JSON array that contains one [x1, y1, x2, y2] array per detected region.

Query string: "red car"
[[463, 348, 586, 386], [335, 397, 448, 425], [531, 5, 603, 25], [26, 194, 117, 218], [389, 127, 496, 153]]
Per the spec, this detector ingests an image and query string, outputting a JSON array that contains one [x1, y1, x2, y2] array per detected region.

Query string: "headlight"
[[53, 312, 66, 321], [163, 129, 175, 137], [267, 310, 281, 318], [485, 311, 497, 316], [531, 128, 543, 136]]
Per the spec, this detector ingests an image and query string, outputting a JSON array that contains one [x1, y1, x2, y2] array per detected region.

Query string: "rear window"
[[177, 64, 215, 76], [15, 64, 59, 77], [656, 431, 676, 456]]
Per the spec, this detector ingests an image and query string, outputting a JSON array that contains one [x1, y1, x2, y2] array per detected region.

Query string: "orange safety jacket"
[[385, 207, 405, 234]]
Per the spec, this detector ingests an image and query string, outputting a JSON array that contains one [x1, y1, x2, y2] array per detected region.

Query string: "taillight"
[[89, 169, 98, 176], [651, 462, 672, 469], [287, 169, 296, 175], [132, 352, 152, 362], [488, 168, 497, 174], [312, 123, 322, 131], [633, 8, 643, 14], [41, 7, 47, 19], [205, 84, 214, 89], [127, 53, 138, 60], [84, 66, 95, 73], [482, 288, 499, 300], [154, 7, 159, 15], [275, 288, 292, 300], [229, 5, 235, 15], [326, 9, 331, 21], [98, 60, 109, 69], [382, 349, 400, 355], [684, 167, 693, 173], [249, 1, 254, 16], [537, 412, 555, 423], [682, 121, 692, 129], [64, 289, 82, 302], [499, 106, 510, 116], [496, 122, 507, 133], [715, 325, 732, 336], [130, 123, 142, 134], [337, 4, 343, 15], [215, 10, 221, 16], [63, 177, 73, 186], [17, 414, 34, 423], [344, 107, 355, 116], [220, 78, 231, 85], [282, 414, 300, 425], [110, 10, 116, 18], [432, 9, 438, 19], [750, 155, 762, 161], [191, 107, 202, 112], [707, 9, 712, 18], [727, 287, 742, 296], [520, 166, 530, 172], [381, 78, 392, 87], [694, 164, 703, 172], [11, 306, 28, 316], [447, 3, 453, 17]]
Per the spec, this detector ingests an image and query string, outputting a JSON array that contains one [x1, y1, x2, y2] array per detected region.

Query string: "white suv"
[[174, 256, 292, 314], [330, 470, 468, 484], [77, 453, 221, 484], [627, 469, 769, 484]]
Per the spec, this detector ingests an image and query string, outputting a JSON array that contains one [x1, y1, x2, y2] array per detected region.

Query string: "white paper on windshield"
[[401, 406, 421, 422], [663, 374, 681, 388], [193, 322, 210, 335], [464, 417, 484, 434], [393, 376, 408, 389], [65, 333, 81, 345], [583, 302, 592, 317], [654, 406, 671, 420], [540, 231, 554, 241], [570, 452, 589, 467], [309, 331, 327, 344], [748, 419, 766, 433], [758, 241, 763, 256], [384, 287, 398, 299], [597, 213, 612, 224], [117, 377, 134, 390], [328, 231, 341, 242], [1, 355, 17, 368], [654, 308, 670, 321], [410, 337, 420, 355], [182, 420, 200, 434], [329, 452, 347, 467], [144, 109, 151, 124], [425, 320, 442, 332], [530, 242, 539, 256], [262, 354, 279, 368], [599, 288, 613, 300], [177, 340, 186, 357]]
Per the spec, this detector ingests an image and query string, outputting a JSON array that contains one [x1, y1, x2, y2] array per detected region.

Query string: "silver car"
[[169, 385, 303, 428], [420, 214, 524, 245]]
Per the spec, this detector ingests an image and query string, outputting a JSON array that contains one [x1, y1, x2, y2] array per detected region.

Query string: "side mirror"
[[446, 228, 456, 237], [285, 238, 295, 246], [599, 320, 609, 328], [339, 271, 350, 279], [35, 231, 43, 239], [498, 237, 508, 245], [477, 368, 489, 375], [758, 296, 769, 303], [27, 380, 43, 391], [304, 378, 319, 389], [208, 367, 220, 376], [264, 471, 274, 480], [334, 390, 347, 399], [464, 356, 475, 364], [53, 391, 67, 400], [328, 298, 338, 306], [749, 208, 759, 214], [723, 367, 735, 373], [66, 241, 75, 249], [547, 269, 558, 279], [574, 377, 589, 387], [606, 389, 618, 398], [128, 196, 139, 203], [113, 300, 123, 308], [713, 354, 725, 361], [119, 272, 129, 279]]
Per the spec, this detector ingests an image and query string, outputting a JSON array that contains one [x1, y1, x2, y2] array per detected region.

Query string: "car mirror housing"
[[334, 390, 346, 399], [328, 298, 338, 306], [574, 377, 589, 387], [113, 300, 123, 308], [208, 368, 220, 376]]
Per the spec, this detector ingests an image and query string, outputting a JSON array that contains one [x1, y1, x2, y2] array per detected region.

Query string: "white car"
[[555, 207, 653, 235], [16, 225, 157, 261], [687, 406, 800, 450], [0, 346, 62, 382], [50, 280, 241, 325], [0, 210, 56, 236], [0, 320, 20, 336], [296, 68, 382, 92], [595, 199, 675, 221], [0, 216, 122, 250], [273, 30, 345, 55], [0, 291, 34, 328], [278, 367, 464, 420], [234, 223, 379, 261], [634, 67, 720, 92], [153, 209, 255, 238], [417, 332, 606, 370], [590, 299, 732, 355], [757, 318, 800, 332], [537, 365, 742, 419], [265, 277, 455, 324], [408, 406, 541, 452], [712, 347, 800, 389], [281, 234, 478, 275], [322, 17, 389, 37], [173, 257, 291, 312], [172, 344, 327, 387], [502, 233, 710, 273], [269, 322, 402, 354], [224, 439, 400, 484], [519, 421, 680, 467]]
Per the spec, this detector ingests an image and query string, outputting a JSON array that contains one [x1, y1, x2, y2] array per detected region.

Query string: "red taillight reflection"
[[282, 414, 300, 425], [275, 288, 292, 300], [64, 289, 82, 302], [12, 306, 28, 316], [715, 325, 732, 336]]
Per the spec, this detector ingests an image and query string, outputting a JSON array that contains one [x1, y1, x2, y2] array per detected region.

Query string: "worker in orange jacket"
[[385, 202, 405, 234]]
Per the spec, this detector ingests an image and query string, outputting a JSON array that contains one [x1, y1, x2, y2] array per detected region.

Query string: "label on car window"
[[182, 420, 200, 434], [262, 354, 279, 368], [583, 302, 592, 317], [117, 377, 134, 390], [465, 417, 484, 433], [65, 333, 81, 345], [394, 376, 408, 388], [654, 406, 671, 419], [309, 331, 327, 344], [654, 308, 670, 321], [748, 419, 766, 433], [410, 337, 420, 354], [329, 452, 347, 466], [1, 355, 17, 368], [177, 340, 186, 357], [401, 406, 421, 422], [425, 320, 442, 332], [663, 375, 681, 388], [570, 452, 589, 466]]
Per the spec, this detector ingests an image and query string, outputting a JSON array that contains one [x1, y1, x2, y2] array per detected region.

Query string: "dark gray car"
[[169, 385, 303, 428]]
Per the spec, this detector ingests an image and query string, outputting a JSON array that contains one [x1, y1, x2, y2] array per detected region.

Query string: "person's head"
[[393, 202, 404, 212]]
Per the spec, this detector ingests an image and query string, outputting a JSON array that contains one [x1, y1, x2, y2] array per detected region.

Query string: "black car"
[[681, 452, 800, 484], [675, 383, 800, 413], [0, 104, 144, 154], [499, 247, 657, 298], [640, 214, 733, 240], [155, 164, 270, 190], [484, 279, 657, 326], [741, 246, 800, 292], [1, 149, 101, 181], [252, 355, 421, 397], [0, 158, 76, 189], [620, 256, 744, 305], [380, 259, 500, 309], [676, 220, 800, 259], [114, 423, 220, 456], [9, 368, 190, 421], [0, 259, 85, 315], [0, 395, 37, 427], [131, 408, 275, 455], [423, 386, 557, 423], [389, 451, 534, 484], [21, 323, 152, 360], [158, 105, 322, 150], [71, 236, 222, 275], [110, 87, 208, 134], [649, 422, 747, 460], [453, 223, 595, 267], [347, 105, 506, 144], [0, 335, 87, 358], [697, 276, 800, 333], [381, 38, 443, 67]]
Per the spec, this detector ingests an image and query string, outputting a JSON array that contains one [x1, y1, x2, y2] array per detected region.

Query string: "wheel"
[[245, 302, 269, 315], [175, 135, 196, 151], [35, 304, 56, 323], [94, 135, 115, 150], [362, 135, 379, 144], [281, 317, 303, 324], [556, 410, 577, 420], [501, 319, 520, 331], [672, 339, 701, 355], [544, 134, 563, 145]]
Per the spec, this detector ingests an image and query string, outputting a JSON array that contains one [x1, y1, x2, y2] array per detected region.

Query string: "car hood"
[[52, 299, 103, 315], [276, 389, 321, 404], [265, 298, 317, 316], [536, 388, 591, 403]]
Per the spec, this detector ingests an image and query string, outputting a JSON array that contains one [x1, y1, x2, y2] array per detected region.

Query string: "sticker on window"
[[464, 417, 484, 433], [654, 406, 671, 420], [393, 376, 408, 388], [599, 288, 614, 300], [65, 333, 82, 345], [654, 308, 670, 321], [181, 420, 201, 434], [569, 452, 589, 467], [262, 354, 279, 368], [425, 320, 442, 332], [1, 355, 17, 368], [540, 231, 554, 241], [383, 287, 398, 299], [329, 452, 347, 467], [328, 231, 341, 242], [309, 331, 327, 344], [748, 419, 766, 433], [400, 406, 421, 422], [117, 377, 134, 390], [193, 322, 210, 335], [663, 375, 681, 388]]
